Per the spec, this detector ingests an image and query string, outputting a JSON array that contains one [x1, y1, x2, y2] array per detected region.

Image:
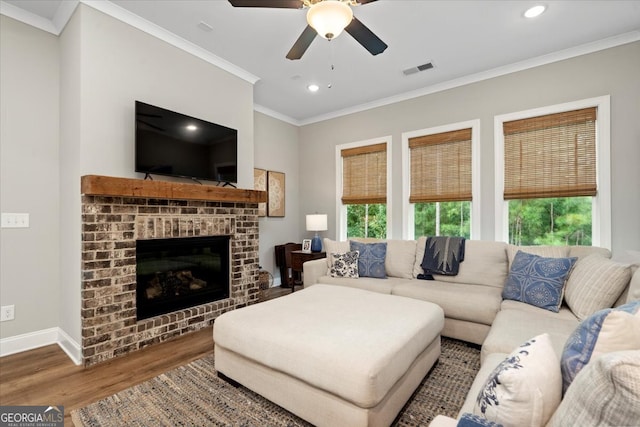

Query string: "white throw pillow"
[[323, 238, 350, 269], [564, 254, 631, 320], [474, 333, 562, 427]]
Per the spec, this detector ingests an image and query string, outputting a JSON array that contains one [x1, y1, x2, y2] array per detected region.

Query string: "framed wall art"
[[267, 170, 285, 217], [253, 168, 267, 217]]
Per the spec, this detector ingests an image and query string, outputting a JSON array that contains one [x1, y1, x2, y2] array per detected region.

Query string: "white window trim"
[[335, 136, 393, 240], [401, 120, 481, 240], [493, 95, 611, 249]]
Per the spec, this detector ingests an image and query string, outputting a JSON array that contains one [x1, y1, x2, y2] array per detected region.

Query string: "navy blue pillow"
[[349, 241, 387, 278], [502, 250, 577, 312]]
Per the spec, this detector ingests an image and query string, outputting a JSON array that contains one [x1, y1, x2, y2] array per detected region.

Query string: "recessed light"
[[186, 124, 198, 131], [307, 84, 320, 92], [524, 5, 546, 18]]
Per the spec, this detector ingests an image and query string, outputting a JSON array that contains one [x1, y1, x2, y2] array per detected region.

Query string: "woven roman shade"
[[409, 129, 472, 203], [503, 107, 597, 200], [341, 143, 387, 204]]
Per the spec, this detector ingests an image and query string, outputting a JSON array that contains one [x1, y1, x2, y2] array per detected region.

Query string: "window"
[[337, 138, 391, 239], [403, 120, 480, 239], [495, 96, 611, 248]]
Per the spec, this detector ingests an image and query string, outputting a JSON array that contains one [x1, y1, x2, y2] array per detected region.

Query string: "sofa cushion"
[[506, 245, 569, 268], [329, 250, 359, 278], [384, 239, 417, 279], [502, 251, 577, 312], [350, 241, 387, 278], [549, 350, 640, 427], [482, 305, 579, 363], [560, 300, 640, 394], [474, 333, 561, 427], [567, 245, 611, 259], [317, 276, 406, 294], [392, 281, 502, 326], [564, 254, 631, 320], [433, 241, 509, 289]]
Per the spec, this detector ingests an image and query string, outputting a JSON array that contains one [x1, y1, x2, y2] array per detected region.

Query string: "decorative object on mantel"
[[80, 175, 267, 203], [253, 168, 267, 217], [306, 213, 328, 252], [267, 171, 285, 217]]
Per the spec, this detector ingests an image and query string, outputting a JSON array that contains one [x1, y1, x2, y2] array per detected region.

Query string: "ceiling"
[[3, 0, 639, 125]]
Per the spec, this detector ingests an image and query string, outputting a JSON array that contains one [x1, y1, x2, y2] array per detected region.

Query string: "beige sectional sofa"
[[303, 237, 640, 426]]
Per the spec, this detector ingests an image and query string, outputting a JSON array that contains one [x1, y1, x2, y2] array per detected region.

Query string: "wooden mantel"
[[81, 175, 267, 203]]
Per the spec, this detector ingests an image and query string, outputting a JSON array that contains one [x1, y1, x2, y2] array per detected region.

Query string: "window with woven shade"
[[503, 107, 597, 200], [341, 142, 387, 205], [409, 128, 472, 203]]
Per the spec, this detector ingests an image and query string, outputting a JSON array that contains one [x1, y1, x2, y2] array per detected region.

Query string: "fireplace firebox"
[[136, 235, 230, 320]]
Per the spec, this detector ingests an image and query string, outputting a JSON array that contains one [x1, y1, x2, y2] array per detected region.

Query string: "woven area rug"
[[72, 338, 480, 426]]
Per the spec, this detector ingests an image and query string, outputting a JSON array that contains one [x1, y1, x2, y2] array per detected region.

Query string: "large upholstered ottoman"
[[214, 284, 444, 427]]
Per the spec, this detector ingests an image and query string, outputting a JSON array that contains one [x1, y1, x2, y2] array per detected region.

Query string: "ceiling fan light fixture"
[[306, 1, 353, 40]]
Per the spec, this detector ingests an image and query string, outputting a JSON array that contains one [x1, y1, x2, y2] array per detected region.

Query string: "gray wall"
[[253, 112, 301, 284], [0, 16, 60, 339], [1, 6, 255, 344], [298, 41, 640, 256]]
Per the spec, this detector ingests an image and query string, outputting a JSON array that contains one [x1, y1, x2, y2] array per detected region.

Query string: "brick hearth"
[[80, 194, 260, 366]]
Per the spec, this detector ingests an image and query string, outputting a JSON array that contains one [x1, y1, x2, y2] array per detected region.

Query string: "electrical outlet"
[[1, 305, 15, 321]]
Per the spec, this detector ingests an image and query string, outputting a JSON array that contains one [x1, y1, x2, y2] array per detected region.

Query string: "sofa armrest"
[[303, 258, 327, 287]]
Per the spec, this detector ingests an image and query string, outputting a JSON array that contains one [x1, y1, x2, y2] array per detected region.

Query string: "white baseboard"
[[0, 327, 82, 365]]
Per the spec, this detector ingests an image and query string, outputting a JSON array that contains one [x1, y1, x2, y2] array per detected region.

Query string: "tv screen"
[[135, 101, 238, 183]]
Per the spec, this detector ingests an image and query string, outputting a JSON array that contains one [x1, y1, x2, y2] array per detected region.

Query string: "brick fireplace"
[[80, 175, 265, 366]]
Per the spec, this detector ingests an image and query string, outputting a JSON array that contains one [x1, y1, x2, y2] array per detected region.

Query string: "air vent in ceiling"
[[403, 61, 434, 76]]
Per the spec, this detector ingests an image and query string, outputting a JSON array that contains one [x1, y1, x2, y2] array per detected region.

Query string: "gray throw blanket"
[[418, 236, 466, 280]]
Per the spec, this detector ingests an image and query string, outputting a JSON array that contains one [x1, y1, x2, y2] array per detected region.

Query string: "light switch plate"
[[1, 213, 29, 228]]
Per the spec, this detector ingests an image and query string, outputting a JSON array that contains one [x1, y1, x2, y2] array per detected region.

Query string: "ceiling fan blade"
[[228, 0, 303, 8], [345, 16, 387, 56], [286, 25, 317, 60], [356, 0, 378, 4]]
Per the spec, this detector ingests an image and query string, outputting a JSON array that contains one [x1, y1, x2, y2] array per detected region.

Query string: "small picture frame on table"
[[302, 239, 312, 253]]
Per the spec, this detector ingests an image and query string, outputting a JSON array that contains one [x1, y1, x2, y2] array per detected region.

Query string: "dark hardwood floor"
[[0, 286, 295, 426]]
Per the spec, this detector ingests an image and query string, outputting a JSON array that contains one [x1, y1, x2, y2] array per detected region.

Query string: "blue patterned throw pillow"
[[329, 251, 359, 278], [458, 413, 503, 427], [560, 300, 640, 394], [350, 241, 387, 278], [502, 251, 577, 312]]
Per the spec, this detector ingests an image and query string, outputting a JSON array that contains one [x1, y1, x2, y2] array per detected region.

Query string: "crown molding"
[[297, 30, 640, 126]]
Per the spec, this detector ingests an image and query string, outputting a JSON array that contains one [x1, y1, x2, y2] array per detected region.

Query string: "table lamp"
[[306, 214, 328, 253]]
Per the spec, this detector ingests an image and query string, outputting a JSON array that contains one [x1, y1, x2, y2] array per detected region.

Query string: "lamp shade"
[[306, 214, 328, 232], [306, 1, 353, 40]]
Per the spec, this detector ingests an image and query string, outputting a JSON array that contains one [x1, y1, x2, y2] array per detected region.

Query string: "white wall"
[[0, 16, 60, 339], [298, 41, 640, 256], [253, 112, 301, 284]]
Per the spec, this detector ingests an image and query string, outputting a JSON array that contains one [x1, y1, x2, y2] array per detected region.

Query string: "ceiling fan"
[[228, 0, 387, 60]]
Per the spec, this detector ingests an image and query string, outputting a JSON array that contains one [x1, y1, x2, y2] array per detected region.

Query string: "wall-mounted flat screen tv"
[[135, 101, 238, 183]]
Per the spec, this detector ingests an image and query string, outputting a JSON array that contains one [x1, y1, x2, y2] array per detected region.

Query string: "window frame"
[[494, 95, 611, 249], [402, 119, 481, 240], [335, 136, 392, 240]]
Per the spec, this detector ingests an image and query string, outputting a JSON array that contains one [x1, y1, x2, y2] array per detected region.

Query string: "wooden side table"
[[290, 250, 326, 292]]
